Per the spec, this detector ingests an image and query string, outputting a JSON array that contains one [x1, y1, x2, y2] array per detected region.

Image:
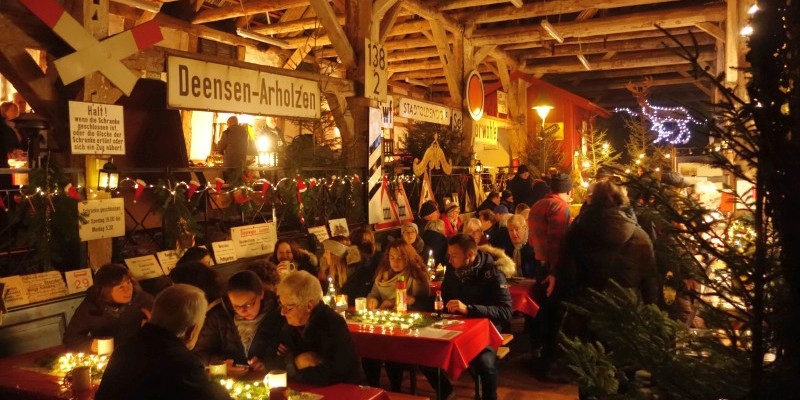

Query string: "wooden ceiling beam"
[[390, 58, 442, 73], [192, 0, 310, 24], [544, 64, 692, 82], [378, 3, 403, 43], [437, 0, 510, 12], [574, 76, 700, 92], [392, 64, 495, 81], [694, 22, 726, 42], [388, 47, 438, 62], [518, 33, 715, 60], [429, 19, 461, 103], [501, 28, 687, 51], [576, 8, 599, 21], [460, 0, 680, 25], [473, 45, 496, 65], [308, 0, 355, 68], [523, 48, 716, 75], [253, 15, 340, 35], [403, 0, 460, 33], [472, 3, 726, 46]]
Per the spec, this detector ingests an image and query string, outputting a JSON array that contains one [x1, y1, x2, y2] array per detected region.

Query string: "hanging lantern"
[[474, 160, 483, 174], [98, 159, 119, 191]]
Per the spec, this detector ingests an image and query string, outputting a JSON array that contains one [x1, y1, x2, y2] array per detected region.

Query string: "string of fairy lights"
[[614, 100, 701, 145]]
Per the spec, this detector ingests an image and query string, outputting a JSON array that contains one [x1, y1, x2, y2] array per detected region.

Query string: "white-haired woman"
[[277, 271, 364, 386]]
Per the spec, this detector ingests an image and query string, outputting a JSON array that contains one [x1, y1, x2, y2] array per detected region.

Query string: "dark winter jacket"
[[475, 198, 498, 217], [507, 175, 536, 206], [193, 293, 284, 368], [440, 250, 513, 329], [96, 324, 231, 400], [421, 229, 448, 267], [217, 124, 251, 169], [280, 303, 364, 386], [486, 223, 512, 252], [501, 242, 540, 279], [341, 251, 381, 305], [63, 290, 154, 352], [560, 206, 659, 304]]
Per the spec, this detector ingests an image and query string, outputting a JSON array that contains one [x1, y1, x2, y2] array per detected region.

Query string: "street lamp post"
[[532, 91, 554, 176]]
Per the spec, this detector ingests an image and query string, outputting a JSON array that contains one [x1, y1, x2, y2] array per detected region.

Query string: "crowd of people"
[[63, 163, 675, 400]]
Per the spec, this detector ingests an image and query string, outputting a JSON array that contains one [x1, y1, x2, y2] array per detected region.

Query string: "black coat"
[[63, 291, 154, 352], [95, 324, 231, 400], [486, 223, 511, 252], [193, 294, 284, 368], [421, 229, 448, 267], [507, 175, 537, 206], [560, 206, 659, 304], [280, 303, 364, 386], [502, 242, 540, 279], [341, 252, 380, 305], [474, 198, 498, 217], [440, 250, 513, 329]]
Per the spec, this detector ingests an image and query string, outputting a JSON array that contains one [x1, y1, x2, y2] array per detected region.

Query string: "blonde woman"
[[319, 236, 351, 292]]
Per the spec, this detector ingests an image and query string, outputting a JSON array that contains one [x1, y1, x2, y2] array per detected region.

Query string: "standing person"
[[527, 173, 573, 375], [442, 202, 462, 237], [0, 102, 21, 189], [277, 271, 364, 386], [95, 285, 231, 400], [64, 264, 154, 352], [433, 234, 512, 400], [507, 165, 536, 206], [500, 190, 515, 212], [217, 116, 250, 179], [193, 270, 283, 372]]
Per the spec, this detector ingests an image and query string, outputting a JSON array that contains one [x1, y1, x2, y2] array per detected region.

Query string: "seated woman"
[[193, 269, 284, 372], [364, 240, 431, 391], [441, 202, 463, 237], [463, 217, 489, 246], [177, 246, 213, 267], [401, 222, 432, 262], [318, 236, 351, 293], [277, 271, 363, 386], [64, 264, 154, 352], [269, 239, 319, 276], [341, 229, 381, 304]]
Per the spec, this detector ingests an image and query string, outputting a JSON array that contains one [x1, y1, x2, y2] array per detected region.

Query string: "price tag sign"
[[364, 38, 387, 102], [65, 268, 94, 294], [0, 275, 30, 308], [125, 255, 164, 280], [308, 226, 330, 243], [211, 240, 238, 264], [156, 250, 180, 275]]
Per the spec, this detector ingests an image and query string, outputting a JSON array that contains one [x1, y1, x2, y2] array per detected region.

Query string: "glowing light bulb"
[[748, 3, 758, 14], [740, 25, 754, 36]]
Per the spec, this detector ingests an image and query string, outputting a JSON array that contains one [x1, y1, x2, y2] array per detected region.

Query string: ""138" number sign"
[[365, 38, 387, 101]]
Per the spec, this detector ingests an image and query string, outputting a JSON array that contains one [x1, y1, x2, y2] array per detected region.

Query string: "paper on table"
[[413, 327, 462, 340]]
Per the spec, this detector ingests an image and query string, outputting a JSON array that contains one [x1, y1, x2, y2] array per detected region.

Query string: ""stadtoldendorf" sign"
[[167, 55, 320, 119]]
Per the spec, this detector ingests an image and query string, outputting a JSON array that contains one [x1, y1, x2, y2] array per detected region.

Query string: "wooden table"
[[0, 346, 397, 400]]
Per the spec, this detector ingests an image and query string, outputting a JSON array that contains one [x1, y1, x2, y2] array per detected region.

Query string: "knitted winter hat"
[[549, 173, 573, 194], [419, 201, 439, 218]]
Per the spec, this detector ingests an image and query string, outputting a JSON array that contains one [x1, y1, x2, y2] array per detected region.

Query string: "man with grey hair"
[[422, 218, 448, 266], [503, 214, 539, 278], [277, 271, 363, 386], [96, 284, 230, 400]]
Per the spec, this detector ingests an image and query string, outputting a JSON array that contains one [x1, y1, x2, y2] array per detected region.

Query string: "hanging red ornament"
[[309, 178, 317, 189], [134, 179, 146, 203], [352, 174, 360, 185], [64, 183, 81, 201], [187, 180, 200, 200], [215, 177, 225, 193], [296, 177, 307, 193], [233, 190, 251, 205]]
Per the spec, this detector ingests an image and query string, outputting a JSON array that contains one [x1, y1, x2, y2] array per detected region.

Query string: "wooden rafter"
[[192, 0, 310, 24], [502, 28, 686, 51], [437, 0, 509, 11], [388, 47, 438, 62], [429, 20, 461, 103], [576, 8, 599, 21], [370, 0, 400, 41], [308, 0, 355, 68], [495, 57, 511, 91], [472, 3, 726, 46], [516, 33, 715, 60], [254, 15, 338, 35], [378, 2, 403, 43], [545, 64, 693, 81], [460, 0, 679, 25], [522, 48, 716, 75], [694, 22, 726, 42], [473, 45, 496, 65]]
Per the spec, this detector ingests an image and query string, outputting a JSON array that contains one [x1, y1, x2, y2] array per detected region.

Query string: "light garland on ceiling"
[[614, 100, 700, 144]]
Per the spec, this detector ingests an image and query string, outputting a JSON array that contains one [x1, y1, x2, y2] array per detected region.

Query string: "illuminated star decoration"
[[614, 100, 700, 144]]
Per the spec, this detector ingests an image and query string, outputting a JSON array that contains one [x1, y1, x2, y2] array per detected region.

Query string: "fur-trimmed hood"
[[478, 244, 516, 279]]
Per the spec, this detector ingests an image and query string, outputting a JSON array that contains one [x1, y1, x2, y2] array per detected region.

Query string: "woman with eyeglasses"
[[64, 264, 154, 352], [193, 269, 284, 372]]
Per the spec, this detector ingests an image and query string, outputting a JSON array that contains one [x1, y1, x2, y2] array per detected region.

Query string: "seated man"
[[430, 234, 512, 400], [96, 284, 231, 400], [277, 271, 364, 386]]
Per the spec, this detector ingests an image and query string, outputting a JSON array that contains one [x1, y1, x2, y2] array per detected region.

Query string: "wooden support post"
[[309, 0, 356, 69], [430, 20, 462, 105], [77, 0, 114, 269]]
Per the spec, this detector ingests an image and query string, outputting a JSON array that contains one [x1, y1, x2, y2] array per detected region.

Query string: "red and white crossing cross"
[[20, 0, 163, 96]]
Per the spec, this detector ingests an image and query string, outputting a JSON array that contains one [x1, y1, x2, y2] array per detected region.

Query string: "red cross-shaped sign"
[[21, 0, 163, 96]]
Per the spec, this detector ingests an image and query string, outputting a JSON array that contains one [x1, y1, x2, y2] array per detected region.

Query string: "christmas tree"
[[524, 125, 564, 177], [400, 121, 470, 167], [559, 2, 800, 396], [623, 116, 671, 175]]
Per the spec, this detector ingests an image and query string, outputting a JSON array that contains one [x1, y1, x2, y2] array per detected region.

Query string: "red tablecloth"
[[429, 279, 539, 317], [348, 317, 503, 380], [0, 346, 390, 400]]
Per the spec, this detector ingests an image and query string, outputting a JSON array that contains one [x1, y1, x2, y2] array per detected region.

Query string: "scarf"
[[512, 244, 523, 277], [234, 312, 266, 356], [454, 257, 482, 281]]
